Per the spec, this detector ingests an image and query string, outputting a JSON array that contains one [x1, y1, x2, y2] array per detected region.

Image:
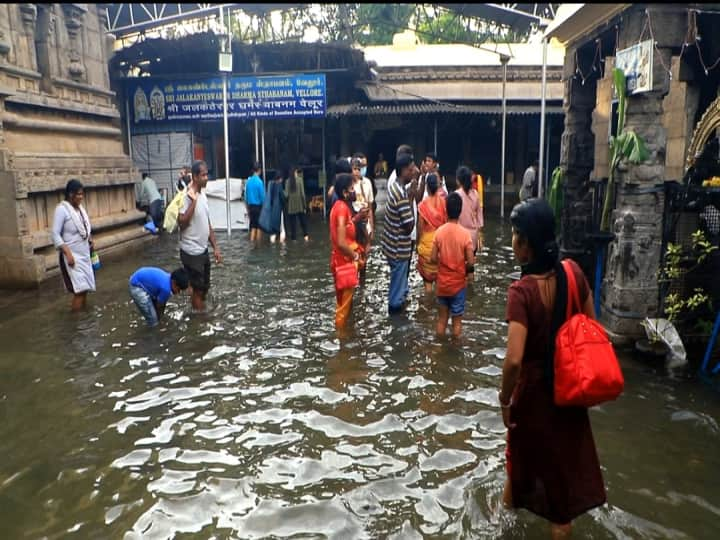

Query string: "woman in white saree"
[[52, 179, 95, 311]]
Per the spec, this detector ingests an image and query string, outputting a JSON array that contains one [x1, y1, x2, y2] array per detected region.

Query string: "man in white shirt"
[[417, 152, 447, 201], [177, 160, 222, 312]]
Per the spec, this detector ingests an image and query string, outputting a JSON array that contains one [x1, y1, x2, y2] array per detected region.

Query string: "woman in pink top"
[[454, 166, 482, 281]]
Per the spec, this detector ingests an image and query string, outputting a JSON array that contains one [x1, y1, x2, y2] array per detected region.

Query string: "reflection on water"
[[0, 216, 719, 539]]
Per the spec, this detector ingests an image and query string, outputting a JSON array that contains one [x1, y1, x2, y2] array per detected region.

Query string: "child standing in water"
[[431, 192, 474, 338]]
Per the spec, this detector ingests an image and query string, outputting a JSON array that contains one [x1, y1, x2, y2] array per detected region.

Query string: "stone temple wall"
[[0, 4, 147, 288]]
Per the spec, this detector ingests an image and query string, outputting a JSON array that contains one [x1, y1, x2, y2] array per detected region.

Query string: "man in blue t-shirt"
[[129, 267, 189, 326], [244, 161, 265, 243]]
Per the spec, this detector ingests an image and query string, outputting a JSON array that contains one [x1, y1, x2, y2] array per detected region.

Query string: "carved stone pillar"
[[559, 45, 597, 276], [601, 63, 671, 342], [61, 3, 87, 81]]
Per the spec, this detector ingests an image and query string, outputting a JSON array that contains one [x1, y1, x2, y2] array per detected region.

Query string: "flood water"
[[1, 214, 719, 539]]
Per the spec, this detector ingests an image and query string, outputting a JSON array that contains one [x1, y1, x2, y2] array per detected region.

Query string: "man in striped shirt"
[[382, 153, 419, 314]]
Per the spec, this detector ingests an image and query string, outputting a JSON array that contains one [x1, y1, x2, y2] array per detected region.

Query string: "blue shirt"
[[129, 267, 173, 304], [245, 174, 265, 206]]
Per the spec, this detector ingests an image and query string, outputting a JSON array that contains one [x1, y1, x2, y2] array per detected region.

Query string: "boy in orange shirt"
[[431, 192, 475, 338]]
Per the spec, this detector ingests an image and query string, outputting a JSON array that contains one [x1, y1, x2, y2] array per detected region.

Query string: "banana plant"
[[600, 67, 650, 231]]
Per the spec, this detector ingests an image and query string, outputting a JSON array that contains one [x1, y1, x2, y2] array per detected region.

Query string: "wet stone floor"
[[0, 215, 719, 539]]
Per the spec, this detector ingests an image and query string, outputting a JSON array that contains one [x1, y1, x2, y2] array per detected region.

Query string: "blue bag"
[[258, 181, 273, 234]]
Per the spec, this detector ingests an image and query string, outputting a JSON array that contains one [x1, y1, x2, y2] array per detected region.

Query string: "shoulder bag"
[[554, 260, 625, 407], [258, 181, 273, 233], [334, 260, 359, 290], [164, 188, 185, 233]]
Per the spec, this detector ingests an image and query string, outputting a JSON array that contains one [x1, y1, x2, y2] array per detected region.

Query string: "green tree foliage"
[[229, 4, 535, 46], [354, 4, 416, 46]]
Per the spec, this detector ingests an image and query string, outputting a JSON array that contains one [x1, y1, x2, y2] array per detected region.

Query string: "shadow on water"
[[0, 214, 719, 538]]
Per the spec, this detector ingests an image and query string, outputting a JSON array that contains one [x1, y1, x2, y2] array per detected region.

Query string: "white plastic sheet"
[[641, 318, 687, 366], [204, 178, 245, 201]]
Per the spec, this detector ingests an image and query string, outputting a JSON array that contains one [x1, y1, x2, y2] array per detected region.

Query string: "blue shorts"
[[437, 288, 466, 317]]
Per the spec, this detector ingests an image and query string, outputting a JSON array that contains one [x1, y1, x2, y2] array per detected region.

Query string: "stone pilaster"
[[61, 3, 87, 81], [559, 45, 596, 276], [662, 56, 699, 181]]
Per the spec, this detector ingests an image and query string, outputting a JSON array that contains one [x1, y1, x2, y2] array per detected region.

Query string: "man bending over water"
[[129, 267, 189, 326]]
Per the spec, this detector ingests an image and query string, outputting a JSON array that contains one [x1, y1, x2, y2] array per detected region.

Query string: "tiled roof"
[[327, 102, 564, 117], [376, 68, 563, 82]]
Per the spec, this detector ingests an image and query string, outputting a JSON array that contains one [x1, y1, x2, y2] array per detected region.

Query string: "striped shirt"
[[381, 180, 414, 260]]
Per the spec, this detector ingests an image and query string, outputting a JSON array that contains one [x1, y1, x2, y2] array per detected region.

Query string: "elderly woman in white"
[[52, 179, 96, 311]]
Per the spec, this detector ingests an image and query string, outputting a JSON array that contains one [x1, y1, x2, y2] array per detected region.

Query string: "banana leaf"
[[547, 166, 564, 233], [600, 68, 649, 231], [613, 67, 626, 134]]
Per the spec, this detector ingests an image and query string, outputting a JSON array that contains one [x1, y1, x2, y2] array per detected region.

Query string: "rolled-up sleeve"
[[52, 205, 66, 249]]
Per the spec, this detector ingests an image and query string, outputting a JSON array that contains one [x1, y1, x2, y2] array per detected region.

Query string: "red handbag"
[[554, 260, 624, 407], [334, 260, 359, 290]]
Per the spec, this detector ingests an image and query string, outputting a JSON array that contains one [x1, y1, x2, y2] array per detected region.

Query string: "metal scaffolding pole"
[[433, 117, 438, 155], [500, 56, 508, 219], [538, 38, 548, 199]]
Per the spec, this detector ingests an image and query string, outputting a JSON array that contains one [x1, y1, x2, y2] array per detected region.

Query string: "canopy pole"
[[538, 38, 548, 199], [433, 117, 438, 155], [500, 55, 508, 219], [254, 120, 259, 163], [545, 116, 551, 191], [220, 7, 231, 237], [261, 119, 266, 181], [322, 119, 327, 222]]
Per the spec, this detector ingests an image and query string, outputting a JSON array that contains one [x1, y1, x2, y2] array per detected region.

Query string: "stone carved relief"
[[61, 3, 87, 81], [0, 28, 11, 60], [19, 4, 37, 33], [35, 5, 59, 92]]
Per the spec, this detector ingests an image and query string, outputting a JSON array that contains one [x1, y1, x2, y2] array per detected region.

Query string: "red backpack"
[[553, 260, 624, 407]]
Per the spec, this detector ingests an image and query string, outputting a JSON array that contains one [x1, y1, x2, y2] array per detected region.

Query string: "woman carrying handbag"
[[499, 198, 607, 539], [329, 173, 366, 329]]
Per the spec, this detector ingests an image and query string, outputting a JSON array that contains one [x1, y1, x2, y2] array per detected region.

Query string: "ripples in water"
[[1, 217, 719, 539]]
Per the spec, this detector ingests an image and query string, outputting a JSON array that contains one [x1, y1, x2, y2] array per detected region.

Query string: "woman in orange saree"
[[330, 173, 366, 329], [416, 174, 448, 293]]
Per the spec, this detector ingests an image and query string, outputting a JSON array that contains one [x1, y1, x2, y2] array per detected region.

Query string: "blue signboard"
[[129, 73, 326, 123]]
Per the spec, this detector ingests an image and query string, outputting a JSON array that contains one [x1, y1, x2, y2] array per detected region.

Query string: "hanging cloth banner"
[[129, 73, 326, 123]]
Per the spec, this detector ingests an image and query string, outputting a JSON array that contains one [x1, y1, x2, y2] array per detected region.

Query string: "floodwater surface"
[[0, 215, 719, 539]]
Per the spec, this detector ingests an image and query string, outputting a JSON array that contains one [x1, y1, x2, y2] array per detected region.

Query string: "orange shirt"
[[433, 222, 472, 297]]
